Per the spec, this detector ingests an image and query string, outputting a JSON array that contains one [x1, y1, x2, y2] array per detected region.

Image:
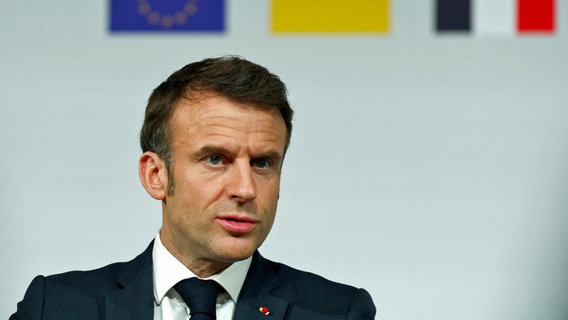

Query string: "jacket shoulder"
[[44, 259, 130, 292], [11, 243, 153, 320], [44, 242, 153, 294]]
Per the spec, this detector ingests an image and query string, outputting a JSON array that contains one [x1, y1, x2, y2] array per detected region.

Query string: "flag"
[[110, 0, 225, 32], [518, 0, 555, 33], [474, 0, 515, 36], [271, 0, 389, 33], [435, 0, 556, 35], [436, 0, 471, 32]]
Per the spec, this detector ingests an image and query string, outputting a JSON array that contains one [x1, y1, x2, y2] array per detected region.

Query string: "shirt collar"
[[152, 233, 252, 305]]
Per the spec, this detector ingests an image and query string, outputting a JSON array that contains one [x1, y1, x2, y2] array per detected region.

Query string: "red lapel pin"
[[259, 306, 270, 316]]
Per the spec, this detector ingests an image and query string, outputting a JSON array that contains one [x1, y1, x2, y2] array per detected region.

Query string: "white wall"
[[2, 1, 568, 319]]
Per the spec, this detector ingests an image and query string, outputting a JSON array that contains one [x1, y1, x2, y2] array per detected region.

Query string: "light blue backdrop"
[[2, 1, 568, 319]]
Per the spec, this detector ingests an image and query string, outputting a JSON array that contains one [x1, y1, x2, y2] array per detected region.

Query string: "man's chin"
[[220, 250, 255, 263], [215, 242, 257, 263]]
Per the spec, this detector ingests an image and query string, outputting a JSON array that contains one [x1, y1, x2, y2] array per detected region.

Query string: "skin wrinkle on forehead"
[[176, 90, 286, 132], [173, 100, 284, 160]]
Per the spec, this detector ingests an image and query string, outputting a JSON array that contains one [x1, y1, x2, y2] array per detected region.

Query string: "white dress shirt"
[[152, 233, 252, 320]]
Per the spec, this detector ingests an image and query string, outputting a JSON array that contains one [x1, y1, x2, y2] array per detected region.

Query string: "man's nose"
[[228, 161, 257, 202]]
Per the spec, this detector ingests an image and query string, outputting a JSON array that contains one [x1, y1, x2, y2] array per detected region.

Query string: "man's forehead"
[[174, 94, 283, 124], [170, 96, 285, 141]]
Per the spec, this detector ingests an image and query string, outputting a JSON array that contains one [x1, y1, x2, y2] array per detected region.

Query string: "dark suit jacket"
[[11, 242, 376, 319]]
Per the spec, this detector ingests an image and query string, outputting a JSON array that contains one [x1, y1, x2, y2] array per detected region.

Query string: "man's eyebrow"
[[255, 150, 283, 163], [192, 145, 232, 158]]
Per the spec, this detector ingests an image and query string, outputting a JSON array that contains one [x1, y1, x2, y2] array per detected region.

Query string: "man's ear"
[[139, 151, 169, 200]]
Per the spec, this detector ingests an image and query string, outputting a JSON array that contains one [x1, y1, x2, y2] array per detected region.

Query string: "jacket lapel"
[[234, 252, 289, 320], [104, 242, 154, 320]]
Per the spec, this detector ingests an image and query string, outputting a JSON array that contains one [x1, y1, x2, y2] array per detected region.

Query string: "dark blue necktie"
[[174, 278, 223, 320]]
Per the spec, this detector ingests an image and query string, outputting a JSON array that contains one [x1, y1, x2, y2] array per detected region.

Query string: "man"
[[11, 56, 376, 319]]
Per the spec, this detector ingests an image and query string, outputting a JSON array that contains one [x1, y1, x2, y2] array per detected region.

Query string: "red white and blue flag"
[[436, 0, 555, 36]]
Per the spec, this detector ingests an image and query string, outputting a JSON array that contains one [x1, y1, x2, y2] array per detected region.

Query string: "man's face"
[[160, 94, 287, 275]]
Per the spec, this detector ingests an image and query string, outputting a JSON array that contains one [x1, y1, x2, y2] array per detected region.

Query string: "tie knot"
[[174, 278, 223, 320]]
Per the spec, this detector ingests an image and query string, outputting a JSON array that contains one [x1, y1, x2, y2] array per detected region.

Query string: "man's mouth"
[[216, 216, 257, 234]]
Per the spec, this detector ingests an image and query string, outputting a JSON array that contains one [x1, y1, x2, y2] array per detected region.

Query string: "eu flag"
[[110, 0, 225, 32]]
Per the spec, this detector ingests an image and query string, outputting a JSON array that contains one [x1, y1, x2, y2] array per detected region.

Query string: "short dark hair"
[[140, 56, 294, 193]]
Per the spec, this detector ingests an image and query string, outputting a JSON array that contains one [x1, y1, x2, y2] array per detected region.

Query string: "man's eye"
[[254, 159, 270, 169], [205, 155, 223, 166]]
